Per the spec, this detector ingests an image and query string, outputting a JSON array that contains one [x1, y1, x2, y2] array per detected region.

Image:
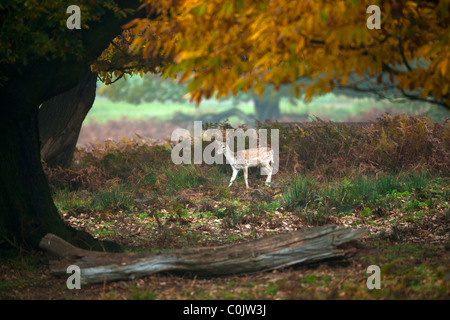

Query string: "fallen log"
[[40, 225, 366, 284]]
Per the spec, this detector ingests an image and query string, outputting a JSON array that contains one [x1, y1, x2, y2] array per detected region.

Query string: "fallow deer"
[[215, 140, 274, 189]]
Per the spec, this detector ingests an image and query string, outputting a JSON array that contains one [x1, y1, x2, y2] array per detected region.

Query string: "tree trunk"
[[0, 0, 143, 250], [40, 225, 366, 284], [0, 106, 119, 251], [39, 71, 97, 168], [0, 109, 64, 247], [253, 95, 281, 122]]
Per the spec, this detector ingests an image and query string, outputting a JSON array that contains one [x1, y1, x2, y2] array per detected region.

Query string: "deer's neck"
[[224, 145, 236, 163]]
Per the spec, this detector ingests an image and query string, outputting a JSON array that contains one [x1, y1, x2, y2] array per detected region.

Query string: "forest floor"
[[1, 118, 449, 300]]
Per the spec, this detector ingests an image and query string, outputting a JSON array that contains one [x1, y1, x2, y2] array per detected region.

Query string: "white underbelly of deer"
[[216, 142, 274, 189]]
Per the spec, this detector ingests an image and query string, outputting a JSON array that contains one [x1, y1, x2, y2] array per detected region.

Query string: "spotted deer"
[[215, 140, 274, 189]]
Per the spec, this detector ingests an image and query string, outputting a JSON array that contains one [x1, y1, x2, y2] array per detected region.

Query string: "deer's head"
[[214, 140, 227, 155]]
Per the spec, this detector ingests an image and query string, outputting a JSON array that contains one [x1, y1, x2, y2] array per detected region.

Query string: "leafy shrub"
[[361, 115, 448, 172]]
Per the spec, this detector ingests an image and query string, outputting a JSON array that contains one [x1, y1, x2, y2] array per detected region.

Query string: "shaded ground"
[[1, 117, 449, 300], [1, 183, 449, 300]]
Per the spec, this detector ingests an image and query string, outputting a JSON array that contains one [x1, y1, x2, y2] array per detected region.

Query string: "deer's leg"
[[243, 167, 249, 189], [264, 165, 273, 186], [228, 168, 239, 188]]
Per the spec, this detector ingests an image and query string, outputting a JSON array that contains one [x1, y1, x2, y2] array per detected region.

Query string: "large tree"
[[0, 0, 144, 249]]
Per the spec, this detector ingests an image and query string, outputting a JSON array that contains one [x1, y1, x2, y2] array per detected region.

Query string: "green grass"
[[282, 171, 436, 213], [53, 189, 90, 215], [128, 287, 158, 300], [90, 186, 135, 211], [87, 88, 449, 126], [281, 175, 318, 210], [162, 166, 208, 193], [54, 186, 135, 214], [356, 242, 449, 299], [85, 98, 255, 125]]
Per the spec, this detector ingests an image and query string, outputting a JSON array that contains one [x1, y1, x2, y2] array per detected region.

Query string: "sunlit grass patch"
[[90, 186, 135, 212]]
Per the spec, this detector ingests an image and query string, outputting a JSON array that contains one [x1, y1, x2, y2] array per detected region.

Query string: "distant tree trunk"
[[253, 95, 281, 122], [39, 71, 97, 168]]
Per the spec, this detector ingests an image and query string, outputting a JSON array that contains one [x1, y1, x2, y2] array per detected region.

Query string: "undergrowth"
[[260, 114, 449, 175], [7, 114, 447, 300]]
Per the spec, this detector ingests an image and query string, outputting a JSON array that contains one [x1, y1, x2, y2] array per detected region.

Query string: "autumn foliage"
[[95, 0, 449, 109], [270, 115, 449, 175]]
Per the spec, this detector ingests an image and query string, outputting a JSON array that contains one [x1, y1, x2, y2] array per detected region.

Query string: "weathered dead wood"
[[40, 225, 366, 284]]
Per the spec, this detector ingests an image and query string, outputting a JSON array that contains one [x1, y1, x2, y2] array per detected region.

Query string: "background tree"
[[230, 84, 301, 121]]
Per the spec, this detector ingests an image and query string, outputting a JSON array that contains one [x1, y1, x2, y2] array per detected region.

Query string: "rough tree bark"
[[0, 94, 118, 251], [39, 70, 97, 168], [40, 225, 366, 284]]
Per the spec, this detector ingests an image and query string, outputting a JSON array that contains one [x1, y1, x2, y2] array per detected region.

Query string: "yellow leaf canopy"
[[107, 0, 450, 108]]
